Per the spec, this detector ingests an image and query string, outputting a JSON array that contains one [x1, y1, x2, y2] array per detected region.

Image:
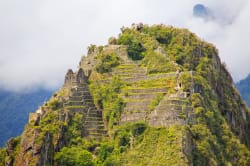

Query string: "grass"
[[121, 125, 188, 165]]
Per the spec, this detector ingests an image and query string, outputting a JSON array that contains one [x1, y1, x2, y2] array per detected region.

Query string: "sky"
[[0, 0, 250, 92]]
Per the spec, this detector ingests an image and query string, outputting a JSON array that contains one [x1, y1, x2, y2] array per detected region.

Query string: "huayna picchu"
[[0, 24, 250, 166]]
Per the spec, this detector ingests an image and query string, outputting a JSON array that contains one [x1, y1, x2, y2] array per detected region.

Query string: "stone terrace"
[[64, 80, 107, 140]]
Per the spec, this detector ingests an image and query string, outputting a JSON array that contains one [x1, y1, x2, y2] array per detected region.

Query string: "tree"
[[55, 147, 94, 166]]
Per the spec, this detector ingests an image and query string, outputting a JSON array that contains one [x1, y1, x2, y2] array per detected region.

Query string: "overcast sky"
[[0, 0, 249, 91]]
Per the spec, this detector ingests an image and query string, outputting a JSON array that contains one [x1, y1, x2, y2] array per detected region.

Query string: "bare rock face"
[[64, 69, 75, 88], [5, 138, 16, 166], [6, 139, 15, 156], [39, 132, 54, 166]]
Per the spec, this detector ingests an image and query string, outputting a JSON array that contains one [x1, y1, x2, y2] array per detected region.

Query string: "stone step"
[[123, 73, 177, 83], [156, 104, 183, 112], [84, 123, 105, 129], [85, 126, 105, 130], [86, 111, 103, 117], [85, 116, 103, 121], [66, 101, 84, 106], [86, 129, 107, 135], [82, 95, 93, 99], [147, 117, 184, 127], [168, 92, 189, 99], [125, 100, 151, 107], [127, 87, 167, 93], [125, 93, 157, 100], [65, 107, 85, 112], [69, 96, 83, 101], [113, 70, 146, 76], [83, 102, 95, 107], [148, 108, 185, 119], [87, 133, 106, 139], [115, 64, 138, 70], [83, 98, 94, 102], [120, 112, 146, 122], [76, 86, 89, 91], [78, 82, 89, 86], [122, 110, 148, 115], [75, 89, 90, 94], [159, 99, 188, 106], [71, 91, 84, 96], [84, 124, 105, 129], [124, 105, 149, 112], [114, 73, 146, 78], [84, 120, 104, 125], [70, 93, 82, 97]]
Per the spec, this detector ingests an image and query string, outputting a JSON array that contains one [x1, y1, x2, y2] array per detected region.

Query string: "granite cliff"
[[0, 24, 249, 166]]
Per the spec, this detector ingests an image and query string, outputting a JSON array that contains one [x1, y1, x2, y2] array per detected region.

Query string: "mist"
[[0, 0, 249, 91]]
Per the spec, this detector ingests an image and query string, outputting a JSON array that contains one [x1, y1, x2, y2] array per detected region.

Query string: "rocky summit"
[[0, 24, 249, 166]]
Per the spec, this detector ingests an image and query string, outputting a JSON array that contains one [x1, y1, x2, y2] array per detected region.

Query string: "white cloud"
[[0, 0, 249, 91]]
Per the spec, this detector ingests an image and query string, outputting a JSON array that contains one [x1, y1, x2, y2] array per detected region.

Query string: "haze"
[[0, 0, 249, 91]]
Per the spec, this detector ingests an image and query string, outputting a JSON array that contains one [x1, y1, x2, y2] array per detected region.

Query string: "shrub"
[[96, 52, 120, 73], [48, 99, 61, 110], [141, 51, 178, 74], [97, 142, 114, 163], [89, 77, 125, 129], [0, 148, 6, 165], [117, 31, 146, 60], [55, 147, 94, 166]]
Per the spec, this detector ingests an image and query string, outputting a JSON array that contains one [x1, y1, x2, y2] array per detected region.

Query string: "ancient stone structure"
[[100, 59, 197, 127], [63, 67, 107, 139]]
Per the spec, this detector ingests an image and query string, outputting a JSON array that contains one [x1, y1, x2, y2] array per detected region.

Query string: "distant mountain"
[[193, 4, 214, 20], [0, 89, 53, 147], [236, 74, 250, 106]]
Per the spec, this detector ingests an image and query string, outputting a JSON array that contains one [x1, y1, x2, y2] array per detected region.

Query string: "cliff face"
[[0, 24, 250, 166]]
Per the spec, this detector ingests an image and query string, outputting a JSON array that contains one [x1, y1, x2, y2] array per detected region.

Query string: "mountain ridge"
[[236, 74, 250, 107], [0, 88, 53, 147], [0, 23, 249, 166]]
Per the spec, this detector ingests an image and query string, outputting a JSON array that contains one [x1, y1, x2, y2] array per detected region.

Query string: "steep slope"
[[1, 24, 249, 166], [236, 74, 250, 106], [0, 89, 53, 147]]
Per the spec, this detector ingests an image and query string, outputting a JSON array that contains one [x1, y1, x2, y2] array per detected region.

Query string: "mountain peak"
[[1, 24, 249, 166]]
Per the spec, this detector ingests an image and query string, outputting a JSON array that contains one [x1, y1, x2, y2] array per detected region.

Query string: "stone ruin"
[[64, 68, 87, 89]]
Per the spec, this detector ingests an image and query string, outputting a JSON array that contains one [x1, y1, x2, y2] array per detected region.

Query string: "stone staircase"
[[147, 92, 194, 127], [113, 61, 194, 126], [95, 60, 194, 127], [64, 81, 107, 140], [121, 87, 167, 123], [112, 63, 147, 78], [111, 63, 177, 83]]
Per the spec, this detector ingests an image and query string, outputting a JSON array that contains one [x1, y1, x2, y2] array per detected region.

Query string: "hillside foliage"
[[0, 24, 250, 166]]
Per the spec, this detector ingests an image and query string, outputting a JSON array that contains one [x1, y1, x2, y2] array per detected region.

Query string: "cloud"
[[0, 0, 249, 91]]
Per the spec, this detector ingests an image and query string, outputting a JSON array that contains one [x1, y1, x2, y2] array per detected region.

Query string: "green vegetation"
[[149, 93, 164, 111], [90, 77, 125, 129], [117, 30, 146, 60], [120, 125, 188, 165], [1, 24, 250, 166], [96, 52, 120, 73], [0, 148, 6, 166], [190, 92, 250, 165], [1, 137, 21, 165], [141, 51, 178, 74], [55, 147, 94, 166], [48, 98, 61, 110]]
